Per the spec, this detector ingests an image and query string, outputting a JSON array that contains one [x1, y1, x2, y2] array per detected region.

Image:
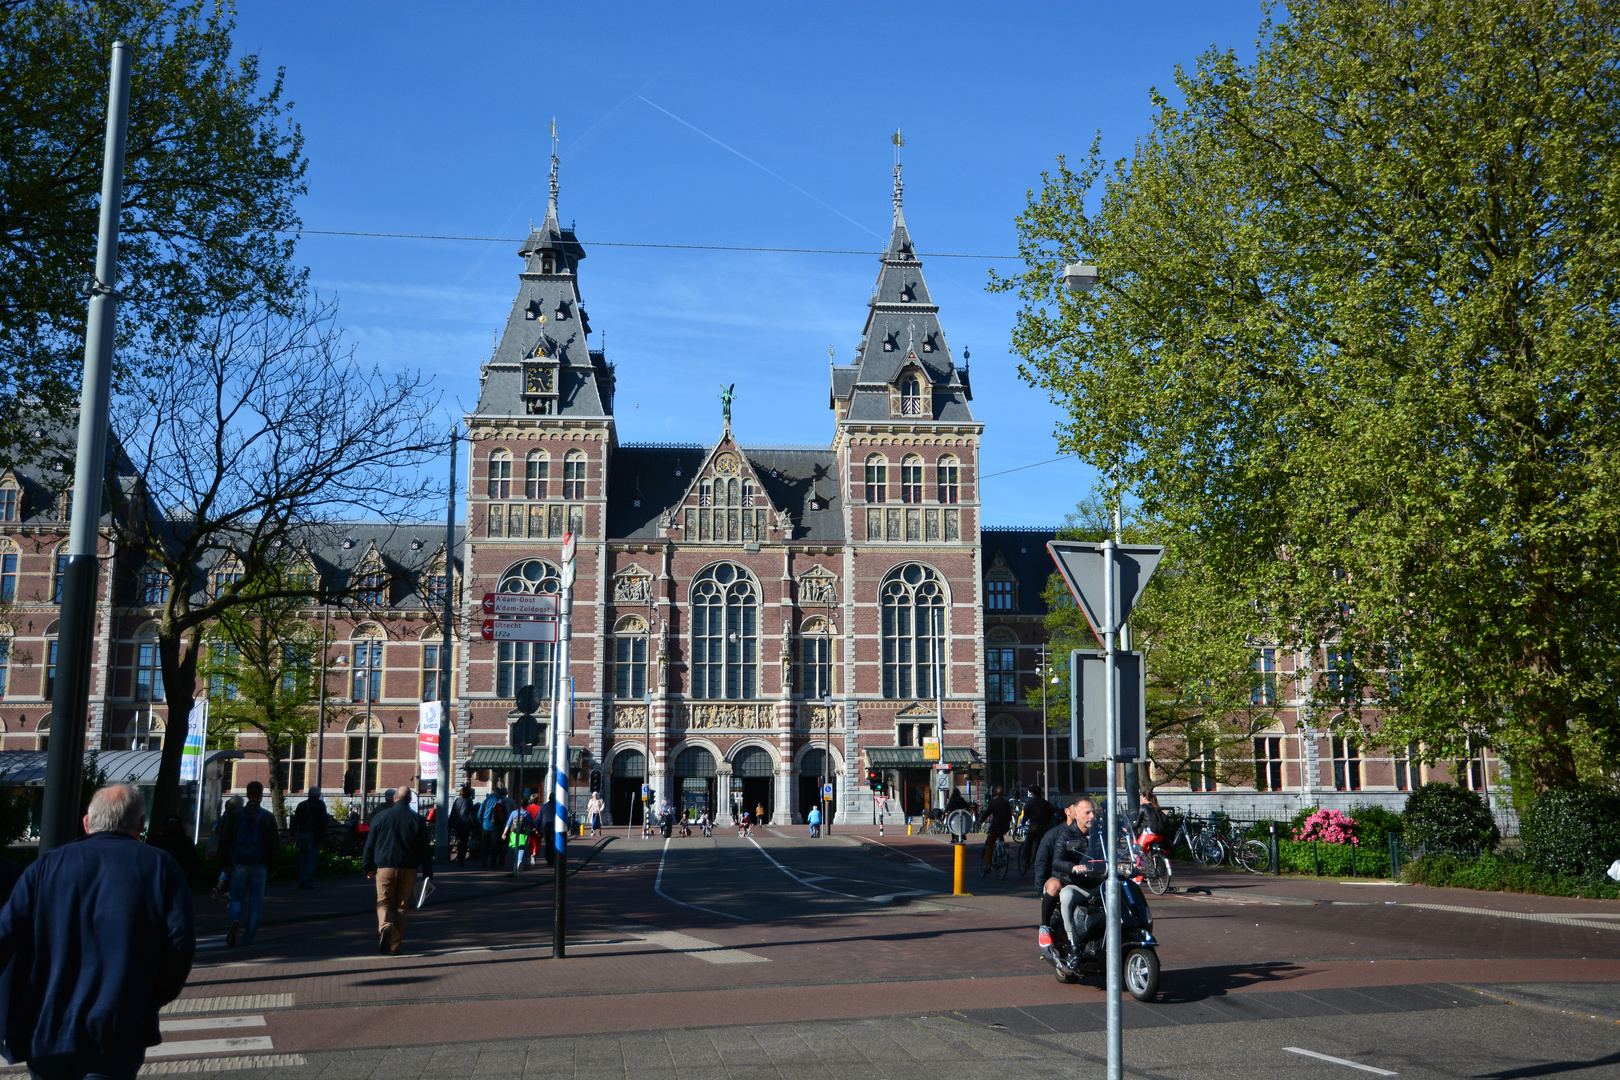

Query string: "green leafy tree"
[[995, 0, 1620, 792], [0, 0, 306, 462], [1031, 498, 1280, 794], [195, 570, 323, 825]]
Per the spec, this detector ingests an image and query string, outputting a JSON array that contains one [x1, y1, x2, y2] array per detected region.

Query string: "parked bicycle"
[[1183, 816, 1271, 873]]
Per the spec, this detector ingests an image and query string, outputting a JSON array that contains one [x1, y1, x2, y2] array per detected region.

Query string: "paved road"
[[152, 828, 1619, 1078]]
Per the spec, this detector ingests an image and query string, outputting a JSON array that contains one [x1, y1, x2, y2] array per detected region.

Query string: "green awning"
[[466, 747, 585, 770], [863, 746, 982, 768]]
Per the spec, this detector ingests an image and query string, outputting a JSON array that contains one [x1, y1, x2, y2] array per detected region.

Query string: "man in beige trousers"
[[361, 785, 433, 955]]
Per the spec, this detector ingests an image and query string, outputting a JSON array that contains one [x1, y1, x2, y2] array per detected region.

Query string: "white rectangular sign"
[[481, 618, 559, 642], [417, 700, 441, 782], [179, 701, 208, 782], [481, 592, 558, 617]]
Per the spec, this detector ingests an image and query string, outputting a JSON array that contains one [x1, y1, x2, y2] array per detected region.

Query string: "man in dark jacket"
[[362, 784, 432, 956], [216, 781, 279, 947], [0, 783, 194, 1079], [449, 785, 476, 866], [291, 788, 328, 890], [980, 786, 1013, 873]]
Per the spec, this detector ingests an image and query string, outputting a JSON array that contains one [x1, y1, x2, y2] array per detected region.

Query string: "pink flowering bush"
[[1294, 808, 1357, 844]]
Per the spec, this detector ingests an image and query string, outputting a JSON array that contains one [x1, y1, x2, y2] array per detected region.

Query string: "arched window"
[[937, 455, 959, 505], [881, 564, 946, 699], [487, 450, 512, 499], [349, 626, 384, 703], [44, 620, 60, 700], [0, 540, 16, 603], [52, 545, 69, 604], [563, 450, 587, 500], [345, 715, 384, 794], [0, 479, 17, 522], [899, 455, 923, 504], [496, 559, 561, 699], [797, 616, 833, 700], [987, 716, 1020, 791], [864, 455, 887, 504], [900, 376, 923, 416], [112, 712, 165, 752], [0, 628, 11, 700], [525, 451, 549, 499], [690, 563, 757, 700], [36, 716, 49, 753], [613, 615, 648, 699]]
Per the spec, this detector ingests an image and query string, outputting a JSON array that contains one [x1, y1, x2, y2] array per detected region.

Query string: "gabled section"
[[669, 429, 785, 545]]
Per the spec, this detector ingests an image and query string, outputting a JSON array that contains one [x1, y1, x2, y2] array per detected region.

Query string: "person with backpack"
[[216, 781, 279, 948], [503, 796, 533, 874], [291, 788, 329, 890]]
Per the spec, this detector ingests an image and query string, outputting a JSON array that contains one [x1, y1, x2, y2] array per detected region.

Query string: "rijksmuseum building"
[[0, 162, 1486, 825]]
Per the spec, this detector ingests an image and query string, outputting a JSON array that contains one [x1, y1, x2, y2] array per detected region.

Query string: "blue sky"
[[230, 2, 1265, 526]]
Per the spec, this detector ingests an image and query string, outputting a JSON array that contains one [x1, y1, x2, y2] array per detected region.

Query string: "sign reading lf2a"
[[1069, 650, 1147, 761], [482, 618, 558, 642]]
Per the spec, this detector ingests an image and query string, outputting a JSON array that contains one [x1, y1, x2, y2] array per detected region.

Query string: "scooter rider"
[[1032, 795, 1104, 964]]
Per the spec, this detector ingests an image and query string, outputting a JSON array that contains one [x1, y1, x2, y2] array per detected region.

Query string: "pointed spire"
[[891, 127, 906, 226], [548, 117, 560, 216]]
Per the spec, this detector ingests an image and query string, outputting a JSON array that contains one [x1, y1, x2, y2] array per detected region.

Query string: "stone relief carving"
[[797, 570, 838, 606], [674, 702, 776, 730], [800, 704, 843, 731], [611, 703, 647, 730], [656, 622, 670, 690], [613, 572, 651, 604]]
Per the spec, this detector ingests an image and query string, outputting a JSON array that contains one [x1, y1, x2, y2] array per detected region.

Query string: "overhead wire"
[[289, 228, 1020, 259]]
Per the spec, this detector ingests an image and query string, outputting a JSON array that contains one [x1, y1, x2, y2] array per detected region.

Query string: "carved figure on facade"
[[613, 566, 652, 604], [656, 622, 670, 691], [674, 702, 775, 730], [797, 569, 838, 607], [612, 703, 648, 730], [800, 704, 842, 731]]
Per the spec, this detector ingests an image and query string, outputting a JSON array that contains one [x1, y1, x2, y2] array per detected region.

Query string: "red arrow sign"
[[481, 618, 559, 643], [482, 592, 558, 617]]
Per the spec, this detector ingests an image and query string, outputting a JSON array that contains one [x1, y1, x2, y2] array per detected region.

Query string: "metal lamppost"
[[638, 592, 658, 837], [314, 602, 331, 799], [1035, 646, 1057, 794], [822, 592, 834, 836]]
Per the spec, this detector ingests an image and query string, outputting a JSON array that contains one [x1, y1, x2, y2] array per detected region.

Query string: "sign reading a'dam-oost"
[[482, 592, 558, 617]]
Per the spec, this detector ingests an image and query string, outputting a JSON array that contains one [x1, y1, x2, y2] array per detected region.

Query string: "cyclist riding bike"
[[1023, 785, 1055, 857], [1031, 795, 1104, 965], [980, 785, 1013, 873]]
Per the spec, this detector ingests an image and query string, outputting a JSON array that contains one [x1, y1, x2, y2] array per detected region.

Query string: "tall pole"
[[935, 606, 944, 811], [41, 43, 132, 854], [1039, 645, 1050, 794], [1102, 536, 1122, 1080], [823, 594, 832, 836], [362, 673, 373, 822], [435, 428, 458, 861], [315, 603, 330, 796], [554, 532, 576, 958]]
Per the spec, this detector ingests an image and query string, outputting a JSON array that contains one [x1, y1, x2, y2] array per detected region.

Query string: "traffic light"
[[589, 769, 602, 794], [866, 768, 883, 794]]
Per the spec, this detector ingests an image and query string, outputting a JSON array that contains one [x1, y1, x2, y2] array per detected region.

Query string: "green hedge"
[[1403, 852, 1620, 899], [1277, 838, 1393, 877], [1519, 786, 1620, 881]]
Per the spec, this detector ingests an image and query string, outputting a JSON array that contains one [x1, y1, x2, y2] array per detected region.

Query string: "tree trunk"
[[149, 626, 202, 837]]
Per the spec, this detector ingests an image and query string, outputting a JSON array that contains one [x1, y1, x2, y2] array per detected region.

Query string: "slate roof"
[[982, 527, 1060, 617], [833, 167, 976, 426], [605, 444, 844, 544], [473, 184, 614, 420], [0, 418, 143, 525]]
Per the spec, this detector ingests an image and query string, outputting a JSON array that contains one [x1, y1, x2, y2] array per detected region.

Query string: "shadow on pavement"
[[1156, 961, 1311, 1002]]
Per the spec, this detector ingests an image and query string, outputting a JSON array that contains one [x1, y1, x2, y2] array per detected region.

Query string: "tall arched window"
[[131, 624, 164, 702], [691, 563, 757, 699], [937, 455, 959, 504], [496, 559, 561, 698], [563, 450, 587, 500], [0, 540, 16, 603], [900, 376, 923, 415], [899, 455, 923, 503], [525, 451, 549, 498], [798, 616, 833, 700], [881, 564, 946, 699], [864, 455, 887, 503], [487, 450, 512, 499], [613, 615, 648, 699], [0, 628, 11, 700]]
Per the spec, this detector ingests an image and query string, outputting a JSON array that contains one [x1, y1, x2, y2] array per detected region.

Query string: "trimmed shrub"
[[1403, 783, 1498, 853], [1348, 802, 1404, 844], [1519, 786, 1620, 882], [1278, 838, 1388, 877], [1403, 851, 1620, 900]]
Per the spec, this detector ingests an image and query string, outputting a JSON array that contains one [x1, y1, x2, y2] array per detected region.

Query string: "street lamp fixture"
[[1062, 263, 1099, 295]]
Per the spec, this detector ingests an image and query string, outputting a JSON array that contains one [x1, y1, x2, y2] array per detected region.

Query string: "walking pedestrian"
[[755, 802, 765, 827], [150, 814, 199, 883], [291, 788, 329, 889], [807, 804, 821, 838], [587, 791, 604, 837], [216, 781, 279, 947], [450, 785, 477, 866], [362, 784, 433, 956], [504, 797, 533, 873], [537, 794, 558, 866], [206, 795, 243, 902], [0, 783, 194, 1079], [480, 786, 506, 868]]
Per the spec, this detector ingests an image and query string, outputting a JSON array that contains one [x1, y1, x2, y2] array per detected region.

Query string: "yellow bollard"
[[953, 843, 967, 896]]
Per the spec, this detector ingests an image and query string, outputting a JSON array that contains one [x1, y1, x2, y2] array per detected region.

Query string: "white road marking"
[[746, 836, 930, 904], [148, 1036, 275, 1058], [159, 1015, 266, 1033], [161, 994, 293, 1015], [138, 1054, 306, 1075], [859, 836, 946, 873], [1399, 902, 1620, 931], [1284, 1047, 1396, 1075], [619, 924, 769, 964], [656, 839, 748, 921]]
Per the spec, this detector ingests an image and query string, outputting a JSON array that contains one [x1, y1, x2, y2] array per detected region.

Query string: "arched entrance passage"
[[673, 745, 716, 820], [610, 748, 646, 827], [798, 748, 838, 823], [732, 745, 774, 823]]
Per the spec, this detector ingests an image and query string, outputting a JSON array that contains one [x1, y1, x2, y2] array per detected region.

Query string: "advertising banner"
[[417, 700, 442, 783], [179, 701, 208, 782]]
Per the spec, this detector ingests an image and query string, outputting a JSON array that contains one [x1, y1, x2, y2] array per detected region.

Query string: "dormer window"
[[900, 376, 923, 416], [883, 333, 897, 352], [900, 284, 915, 302], [524, 299, 543, 321], [922, 333, 937, 353], [0, 482, 16, 522], [554, 301, 570, 320]]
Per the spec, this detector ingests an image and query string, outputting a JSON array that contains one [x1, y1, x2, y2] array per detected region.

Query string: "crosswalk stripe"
[[148, 1036, 274, 1058], [139, 1054, 305, 1075], [620, 924, 769, 964], [159, 1015, 266, 1033], [161, 994, 293, 1015]]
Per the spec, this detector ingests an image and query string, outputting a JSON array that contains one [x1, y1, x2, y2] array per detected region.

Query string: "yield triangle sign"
[[1046, 540, 1165, 636]]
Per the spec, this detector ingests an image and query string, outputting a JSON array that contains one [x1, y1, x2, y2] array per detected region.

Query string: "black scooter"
[[1042, 863, 1161, 1001]]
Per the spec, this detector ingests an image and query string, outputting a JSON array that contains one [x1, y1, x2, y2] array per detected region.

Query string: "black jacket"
[[983, 796, 1013, 834], [291, 797, 328, 840], [216, 803, 279, 869], [1025, 794, 1055, 832], [1031, 822, 1083, 887], [362, 801, 432, 875], [0, 833, 194, 1062]]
